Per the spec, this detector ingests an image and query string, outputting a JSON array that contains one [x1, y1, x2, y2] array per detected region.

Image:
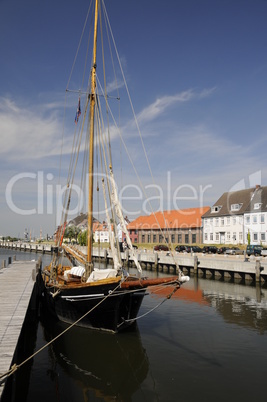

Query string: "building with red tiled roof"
[[127, 207, 210, 245]]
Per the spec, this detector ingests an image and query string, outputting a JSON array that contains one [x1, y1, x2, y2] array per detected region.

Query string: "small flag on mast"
[[75, 97, 81, 124]]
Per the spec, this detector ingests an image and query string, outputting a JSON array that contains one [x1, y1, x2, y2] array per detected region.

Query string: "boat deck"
[[0, 260, 37, 398]]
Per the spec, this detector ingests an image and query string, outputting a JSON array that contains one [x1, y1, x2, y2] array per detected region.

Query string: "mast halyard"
[[87, 0, 99, 274]]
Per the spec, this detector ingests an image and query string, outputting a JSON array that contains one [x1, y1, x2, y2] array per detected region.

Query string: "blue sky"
[[1, 0, 267, 238]]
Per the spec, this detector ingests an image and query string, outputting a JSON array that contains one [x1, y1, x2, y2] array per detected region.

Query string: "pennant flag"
[[75, 97, 81, 124]]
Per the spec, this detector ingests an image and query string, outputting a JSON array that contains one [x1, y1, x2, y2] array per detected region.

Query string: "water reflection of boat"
[[41, 317, 149, 401]]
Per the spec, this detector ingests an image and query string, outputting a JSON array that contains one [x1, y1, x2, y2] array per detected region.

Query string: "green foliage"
[[64, 225, 81, 241], [78, 230, 88, 246], [247, 229, 251, 245]]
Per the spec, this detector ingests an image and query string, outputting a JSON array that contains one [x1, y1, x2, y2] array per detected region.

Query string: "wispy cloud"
[[0, 96, 72, 164], [137, 88, 216, 125]]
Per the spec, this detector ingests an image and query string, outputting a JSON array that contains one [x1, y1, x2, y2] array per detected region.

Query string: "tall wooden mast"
[[87, 0, 99, 270]]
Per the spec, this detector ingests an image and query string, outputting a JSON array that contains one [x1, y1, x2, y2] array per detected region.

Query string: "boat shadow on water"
[[40, 314, 149, 401]]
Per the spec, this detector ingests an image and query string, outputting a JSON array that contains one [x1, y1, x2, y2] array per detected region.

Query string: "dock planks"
[[0, 260, 37, 398]]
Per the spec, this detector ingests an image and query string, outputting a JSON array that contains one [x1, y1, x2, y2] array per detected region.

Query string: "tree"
[[247, 229, 251, 245], [78, 230, 87, 246], [64, 226, 75, 242]]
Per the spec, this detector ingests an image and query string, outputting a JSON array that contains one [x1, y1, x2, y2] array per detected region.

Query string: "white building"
[[202, 185, 267, 246], [94, 222, 110, 243]]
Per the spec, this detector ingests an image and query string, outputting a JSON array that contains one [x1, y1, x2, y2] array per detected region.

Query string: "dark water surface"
[[1, 249, 267, 402]]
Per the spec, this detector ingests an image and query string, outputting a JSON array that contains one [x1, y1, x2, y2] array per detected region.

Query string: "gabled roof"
[[68, 213, 99, 227], [202, 185, 267, 218], [127, 207, 210, 230], [245, 186, 267, 213], [94, 222, 113, 232]]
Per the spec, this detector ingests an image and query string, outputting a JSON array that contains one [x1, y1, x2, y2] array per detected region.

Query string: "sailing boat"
[[38, 0, 189, 333]]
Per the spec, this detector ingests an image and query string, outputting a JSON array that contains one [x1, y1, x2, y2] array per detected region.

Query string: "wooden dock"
[[0, 259, 39, 398]]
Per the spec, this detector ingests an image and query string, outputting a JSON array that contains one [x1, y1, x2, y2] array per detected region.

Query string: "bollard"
[[255, 260, 261, 283], [125, 249, 129, 265], [193, 255, 198, 276], [154, 252, 158, 271]]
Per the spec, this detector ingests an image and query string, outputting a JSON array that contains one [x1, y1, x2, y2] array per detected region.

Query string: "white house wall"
[[244, 212, 267, 245], [203, 215, 244, 245], [204, 213, 267, 246]]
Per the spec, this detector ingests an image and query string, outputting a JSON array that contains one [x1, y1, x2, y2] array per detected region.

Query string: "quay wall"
[[1, 242, 267, 284]]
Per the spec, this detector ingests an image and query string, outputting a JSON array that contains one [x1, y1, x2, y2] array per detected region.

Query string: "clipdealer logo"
[[5, 170, 213, 222]]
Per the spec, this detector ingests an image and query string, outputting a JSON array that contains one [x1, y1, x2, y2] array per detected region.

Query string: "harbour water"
[[1, 249, 267, 402]]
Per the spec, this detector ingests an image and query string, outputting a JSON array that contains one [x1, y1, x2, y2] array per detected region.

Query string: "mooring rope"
[[0, 278, 179, 385], [118, 283, 180, 327]]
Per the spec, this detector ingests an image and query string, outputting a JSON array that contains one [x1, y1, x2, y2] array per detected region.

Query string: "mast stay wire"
[[101, 0, 182, 270]]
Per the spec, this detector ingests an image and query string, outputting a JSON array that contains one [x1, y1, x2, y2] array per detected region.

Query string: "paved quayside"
[[0, 260, 39, 398]]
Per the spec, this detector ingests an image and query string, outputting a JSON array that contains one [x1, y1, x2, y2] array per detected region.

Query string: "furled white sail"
[[109, 168, 142, 274], [102, 178, 122, 271]]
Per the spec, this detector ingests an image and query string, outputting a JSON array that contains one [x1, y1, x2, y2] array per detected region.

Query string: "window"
[[215, 218, 219, 226], [171, 234, 175, 243], [159, 235, 163, 242], [227, 232, 231, 241], [246, 216, 250, 224], [253, 233, 258, 242], [232, 217, 236, 225], [185, 234, 189, 244], [227, 217, 230, 225], [192, 233, 196, 243], [231, 203, 242, 211], [254, 203, 262, 210], [221, 218, 224, 226], [239, 232, 243, 242], [261, 233, 265, 241], [178, 234, 182, 243], [148, 234, 151, 243], [252, 215, 257, 224], [233, 232, 236, 241], [210, 233, 213, 241], [142, 234, 145, 243], [211, 205, 222, 213], [153, 234, 156, 243], [204, 233, 208, 241], [215, 233, 219, 241], [260, 214, 265, 224]]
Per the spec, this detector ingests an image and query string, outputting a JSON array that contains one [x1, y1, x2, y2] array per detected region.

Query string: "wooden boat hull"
[[37, 270, 146, 333]]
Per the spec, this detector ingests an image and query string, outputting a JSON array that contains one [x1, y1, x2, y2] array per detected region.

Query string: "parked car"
[[175, 245, 187, 252], [225, 247, 244, 255], [202, 246, 218, 254], [153, 244, 169, 251], [187, 246, 203, 253], [246, 245, 263, 256], [217, 247, 228, 254]]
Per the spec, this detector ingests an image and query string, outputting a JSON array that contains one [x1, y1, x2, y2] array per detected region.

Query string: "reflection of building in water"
[[202, 280, 267, 334]]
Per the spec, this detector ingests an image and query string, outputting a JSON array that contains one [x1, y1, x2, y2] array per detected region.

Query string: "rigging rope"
[[0, 277, 179, 385]]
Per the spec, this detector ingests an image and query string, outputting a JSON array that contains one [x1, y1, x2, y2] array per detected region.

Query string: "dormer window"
[[254, 203, 262, 210], [231, 203, 242, 212], [211, 205, 222, 213]]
